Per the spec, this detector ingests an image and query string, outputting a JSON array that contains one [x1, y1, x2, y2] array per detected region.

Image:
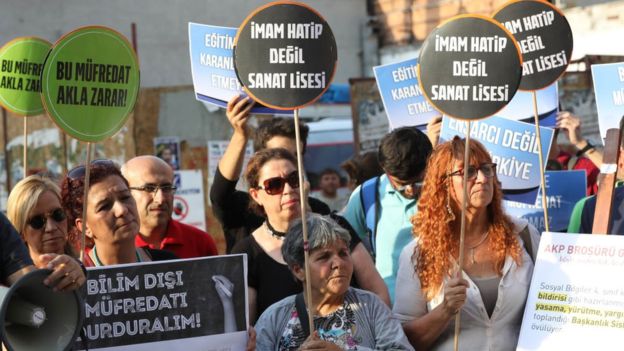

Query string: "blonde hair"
[[7, 175, 62, 235], [7, 175, 75, 257]]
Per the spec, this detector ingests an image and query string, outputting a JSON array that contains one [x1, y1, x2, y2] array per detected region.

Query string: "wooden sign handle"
[[592, 128, 622, 234]]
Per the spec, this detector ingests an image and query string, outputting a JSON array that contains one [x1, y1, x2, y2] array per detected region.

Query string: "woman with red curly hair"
[[393, 137, 540, 350]]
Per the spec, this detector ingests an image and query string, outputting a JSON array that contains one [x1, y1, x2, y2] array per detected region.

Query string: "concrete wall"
[[0, 0, 366, 87]]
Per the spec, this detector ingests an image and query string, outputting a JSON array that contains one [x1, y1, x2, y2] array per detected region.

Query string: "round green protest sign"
[[0, 37, 51, 115], [41, 26, 140, 142]]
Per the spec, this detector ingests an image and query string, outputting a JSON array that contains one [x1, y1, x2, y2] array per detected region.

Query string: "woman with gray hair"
[[255, 214, 413, 351]]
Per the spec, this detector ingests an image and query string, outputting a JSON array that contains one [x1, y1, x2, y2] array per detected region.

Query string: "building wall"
[[0, 0, 366, 87]]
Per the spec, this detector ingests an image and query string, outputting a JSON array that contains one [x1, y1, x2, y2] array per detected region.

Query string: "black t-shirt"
[[232, 236, 301, 319], [210, 166, 331, 253], [0, 212, 34, 284]]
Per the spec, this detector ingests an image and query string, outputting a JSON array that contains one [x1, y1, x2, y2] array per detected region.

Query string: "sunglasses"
[[257, 171, 300, 195], [67, 159, 117, 180], [447, 163, 497, 180], [28, 208, 67, 230], [129, 184, 177, 194]]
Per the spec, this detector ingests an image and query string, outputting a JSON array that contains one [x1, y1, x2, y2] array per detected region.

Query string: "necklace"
[[265, 221, 287, 240], [467, 231, 490, 264]]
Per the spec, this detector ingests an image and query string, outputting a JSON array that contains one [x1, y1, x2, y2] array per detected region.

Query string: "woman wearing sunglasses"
[[393, 137, 540, 350], [7, 175, 86, 290], [233, 148, 384, 324], [60, 160, 177, 267]]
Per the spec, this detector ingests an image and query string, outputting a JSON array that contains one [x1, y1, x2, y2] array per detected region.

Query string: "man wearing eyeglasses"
[[122, 156, 218, 258], [342, 126, 433, 302]]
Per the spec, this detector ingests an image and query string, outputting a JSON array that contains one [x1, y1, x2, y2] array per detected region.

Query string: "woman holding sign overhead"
[[393, 137, 540, 350]]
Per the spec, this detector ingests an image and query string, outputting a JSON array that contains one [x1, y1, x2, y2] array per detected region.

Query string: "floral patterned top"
[[256, 288, 414, 351], [278, 301, 359, 350]]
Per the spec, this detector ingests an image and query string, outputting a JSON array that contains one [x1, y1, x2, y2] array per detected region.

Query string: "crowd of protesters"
[[0, 92, 610, 350]]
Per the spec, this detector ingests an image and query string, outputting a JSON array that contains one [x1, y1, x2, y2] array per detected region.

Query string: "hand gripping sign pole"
[[418, 15, 522, 350], [454, 120, 471, 351], [40, 26, 140, 262], [0, 37, 52, 178], [78, 143, 93, 261], [592, 128, 622, 234], [494, 0, 574, 233], [234, 1, 337, 332]]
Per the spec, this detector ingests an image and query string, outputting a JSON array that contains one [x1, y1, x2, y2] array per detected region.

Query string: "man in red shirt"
[[122, 156, 217, 258]]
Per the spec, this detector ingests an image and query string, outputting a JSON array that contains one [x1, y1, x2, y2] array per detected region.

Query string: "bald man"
[[122, 156, 218, 258]]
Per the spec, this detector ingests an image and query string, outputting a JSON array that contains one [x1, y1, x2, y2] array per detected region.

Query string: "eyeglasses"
[[447, 163, 497, 180], [28, 208, 67, 230], [129, 184, 177, 194], [257, 171, 300, 195], [67, 159, 117, 180]]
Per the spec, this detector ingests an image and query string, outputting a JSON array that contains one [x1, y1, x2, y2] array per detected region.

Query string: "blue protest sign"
[[373, 58, 439, 130], [496, 81, 558, 128], [591, 62, 624, 143], [188, 22, 291, 115], [504, 170, 586, 232], [440, 115, 553, 204]]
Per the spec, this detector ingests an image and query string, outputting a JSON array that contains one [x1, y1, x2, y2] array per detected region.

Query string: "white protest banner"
[[518, 232, 624, 351], [76, 255, 248, 350], [188, 22, 291, 115], [591, 62, 624, 143], [172, 170, 207, 232]]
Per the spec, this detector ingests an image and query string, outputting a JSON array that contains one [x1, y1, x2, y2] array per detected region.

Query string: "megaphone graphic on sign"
[[0, 269, 84, 351]]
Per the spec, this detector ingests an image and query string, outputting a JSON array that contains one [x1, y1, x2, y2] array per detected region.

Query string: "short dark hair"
[[378, 127, 432, 181], [319, 168, 340, 178], [253, 117, 309, 154], [340, 152, 383, 186]]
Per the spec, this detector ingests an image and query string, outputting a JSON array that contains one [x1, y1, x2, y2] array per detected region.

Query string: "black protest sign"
[[494, 0, 573, 91], [418, 15, 522, 120], [233, 1, 337, 110], [75, 255, 247, 350]]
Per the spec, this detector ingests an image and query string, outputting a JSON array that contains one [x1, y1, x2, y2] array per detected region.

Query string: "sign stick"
[[79, 142, 93, 262], [592, 128, 622, 234], [532, 91, 550, 232], [454, 120, 471, 351], [2, 107, 10, 192], [294, 108, 314, 333], [23, 118, 28, 176]]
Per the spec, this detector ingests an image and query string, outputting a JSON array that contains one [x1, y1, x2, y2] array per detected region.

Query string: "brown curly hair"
[[413, 137, 522, 300], [61, 160, 126, 250]]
